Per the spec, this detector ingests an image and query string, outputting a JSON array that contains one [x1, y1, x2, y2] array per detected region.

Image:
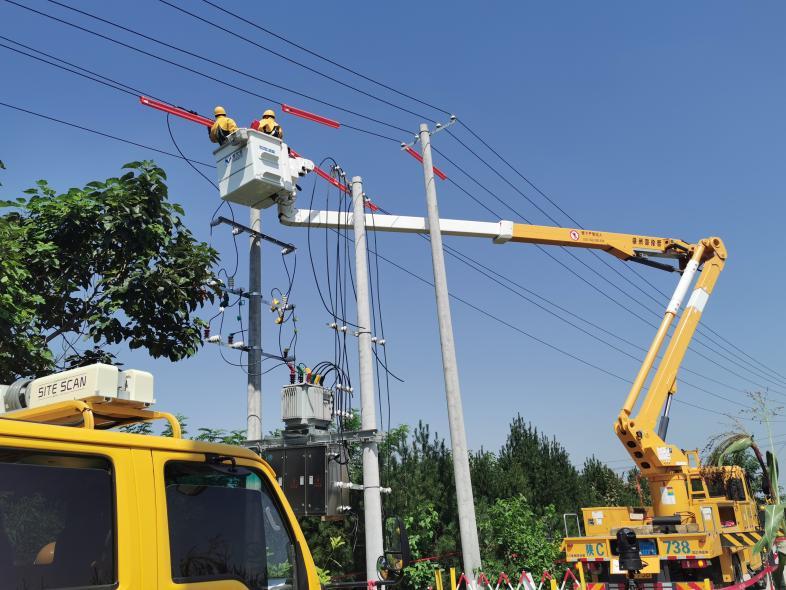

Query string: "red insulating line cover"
[[139, 96, 214, 127], [403, 146, 448, 180]]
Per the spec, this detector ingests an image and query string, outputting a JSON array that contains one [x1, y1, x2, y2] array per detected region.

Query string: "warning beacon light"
[[1, 364, 154, 414]]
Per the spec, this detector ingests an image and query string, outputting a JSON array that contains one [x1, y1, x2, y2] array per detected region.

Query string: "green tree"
[[578, 457, 641, 508], [494, 416, 581, 515], [0, 161, 219, 381], [478, 495, 562, 579]]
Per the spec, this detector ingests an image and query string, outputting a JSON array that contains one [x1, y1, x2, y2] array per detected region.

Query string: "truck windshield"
[[165, 460, 302, 590]]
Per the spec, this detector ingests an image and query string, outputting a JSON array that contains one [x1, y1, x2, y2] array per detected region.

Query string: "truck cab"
[[0, 364, 322, 589]]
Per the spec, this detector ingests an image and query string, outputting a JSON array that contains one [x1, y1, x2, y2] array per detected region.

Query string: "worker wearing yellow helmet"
[[208, 105, 238, 146], [253, 109, 284, 140]]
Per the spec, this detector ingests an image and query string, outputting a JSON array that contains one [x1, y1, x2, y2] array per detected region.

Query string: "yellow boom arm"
[[278, 205, 726, 474]]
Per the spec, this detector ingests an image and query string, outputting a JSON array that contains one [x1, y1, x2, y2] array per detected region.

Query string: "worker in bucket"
[[209, 105, 238, 145], [252, 109, 284, 140]]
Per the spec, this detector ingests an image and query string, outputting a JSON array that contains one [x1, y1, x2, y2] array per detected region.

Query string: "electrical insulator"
[[228, 277, 234, 289], [227, 333, 234, 345], [206, 335, 221, 343], [204, 326, 210, 338], [229, 340, 245, 349]]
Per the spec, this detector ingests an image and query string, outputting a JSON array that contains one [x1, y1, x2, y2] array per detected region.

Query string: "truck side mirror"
[[377, 517, 413, 583]]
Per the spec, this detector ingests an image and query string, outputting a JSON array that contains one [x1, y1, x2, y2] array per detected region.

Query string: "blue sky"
[[2, 1, 785, 471]]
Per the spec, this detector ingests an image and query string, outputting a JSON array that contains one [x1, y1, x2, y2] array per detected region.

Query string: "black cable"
[[330, 226, 755, 417], [0, 36, 165, 102], [166, 113, 240, 279], [16, 0, 778, 385], [18, 0, 411, 136], [0, 101, 213, 167], [434, 144, 786, 394], [5, 95, 766, 406], [451, 120, 786, 387], [198, 0, 452, 117], [157, 0, 434, 123]]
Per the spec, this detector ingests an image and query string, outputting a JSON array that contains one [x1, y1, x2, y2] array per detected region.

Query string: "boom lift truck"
[[211, 127, 769, 589]]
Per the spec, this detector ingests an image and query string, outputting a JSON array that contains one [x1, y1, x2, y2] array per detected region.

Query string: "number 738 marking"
[[663, 540, 691, 554]]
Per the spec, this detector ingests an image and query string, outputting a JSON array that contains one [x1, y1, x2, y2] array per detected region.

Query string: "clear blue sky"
[[2, 1, 785, 470]]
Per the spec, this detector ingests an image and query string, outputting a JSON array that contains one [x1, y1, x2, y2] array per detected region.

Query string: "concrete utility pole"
[[247, 207, 262, 441], [418, 123, 482, 578], [351, 176, 385, 580]]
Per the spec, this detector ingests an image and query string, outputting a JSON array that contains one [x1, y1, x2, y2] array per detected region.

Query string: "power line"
[[197, 0, 452, 117], [449, 120, 786, 387], [4, 0, 403, 139], [19, 0, 778, 386], [435, 136, 786, 391], [430, 155, 786, 395], [4, 92, 773, 414], [113, 0, 782, 386], [0, 101, 213, 168], [156, 0, 433, 123]]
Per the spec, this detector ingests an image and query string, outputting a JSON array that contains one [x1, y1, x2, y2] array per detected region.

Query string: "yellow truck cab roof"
[[0, 410, 266, 467]]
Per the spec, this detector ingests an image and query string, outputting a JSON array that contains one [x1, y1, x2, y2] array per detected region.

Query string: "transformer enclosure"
[[262, 444, 349, 519], [281, 383, 333, 430]]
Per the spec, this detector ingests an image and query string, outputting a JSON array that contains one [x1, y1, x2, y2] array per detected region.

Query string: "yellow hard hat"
[[214, 105, 227, 116], [263, 109, 276, 118]]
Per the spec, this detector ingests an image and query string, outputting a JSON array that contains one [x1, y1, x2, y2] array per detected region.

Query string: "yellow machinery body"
[[0, 400, 323, 589]]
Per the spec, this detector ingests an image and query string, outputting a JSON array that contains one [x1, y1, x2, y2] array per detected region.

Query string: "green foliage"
[[193, 427, 246, 445], [0, 161, 220, 382], [478, 495, 562, 578], [484, 416, 581, 515], [162, 414, 189, 438], [579, 457, 641, 508], [755, 504, 786, 554]]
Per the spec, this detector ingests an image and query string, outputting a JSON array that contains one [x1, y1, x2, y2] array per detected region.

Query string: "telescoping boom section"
[[277, 206, 727, 469]]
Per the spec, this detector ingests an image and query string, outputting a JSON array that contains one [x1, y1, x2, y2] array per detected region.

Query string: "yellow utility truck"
[[0, 363, 408, 589], [554, 235, 772, 589]]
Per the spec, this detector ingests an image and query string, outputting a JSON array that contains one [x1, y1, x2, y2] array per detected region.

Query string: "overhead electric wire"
[[7, 4, 778, 394], [11, 0, 408, 137], [11, 0, 776, 384], [5, 93, 774, 408], [449, 120, 786, 387], [156, 0, 434, 123], [0, 101, 213, 168], [433, 146, 786, 395], [3, 90, 760, 420], [332, 226, 748, 421], [59, 0, 776, 386], [197, 0, 452, 117], [435, 139, 786, 391]]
